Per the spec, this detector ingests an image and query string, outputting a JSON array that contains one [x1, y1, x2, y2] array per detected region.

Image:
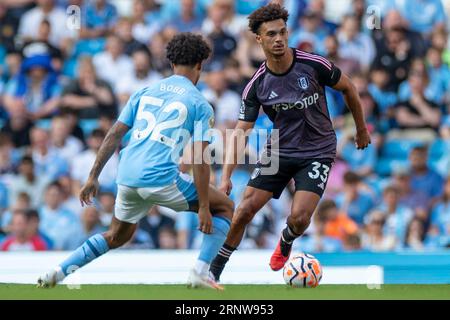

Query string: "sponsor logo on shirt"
[[271, 93, 320, 112]]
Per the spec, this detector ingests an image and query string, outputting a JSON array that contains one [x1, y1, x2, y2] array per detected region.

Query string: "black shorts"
[[247, 156, 334, 199]]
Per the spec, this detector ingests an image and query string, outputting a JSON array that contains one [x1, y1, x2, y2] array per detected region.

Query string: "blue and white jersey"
[[116, 75, 214, 188]]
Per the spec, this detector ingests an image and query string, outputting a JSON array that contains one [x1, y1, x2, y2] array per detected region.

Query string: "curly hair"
[[166, 33, 211, 66], [248, 3, 289, 34]]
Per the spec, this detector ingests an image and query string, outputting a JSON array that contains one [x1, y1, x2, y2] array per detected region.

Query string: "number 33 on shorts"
[[307, 161, 330, 189]]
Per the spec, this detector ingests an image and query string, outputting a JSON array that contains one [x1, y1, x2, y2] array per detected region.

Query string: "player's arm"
[[220, 78, 261, 195], [220, 120, 256, 195], [80, 121, 130, 205], [332, 74, 371, 150], [192, 140, 213, 234]]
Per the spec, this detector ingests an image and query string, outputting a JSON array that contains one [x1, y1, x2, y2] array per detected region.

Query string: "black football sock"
[[209, 243, 236, 281], [280, 225, 300, 257]]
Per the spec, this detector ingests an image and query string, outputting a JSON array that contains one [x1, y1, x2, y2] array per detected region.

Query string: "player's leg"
[[269, 190, 321, 271], [270, 159, 333, 271], [209, 186, 272, 281], [37, 185, 146, 288]]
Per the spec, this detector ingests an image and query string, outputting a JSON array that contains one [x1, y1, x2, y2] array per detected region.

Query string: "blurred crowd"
[[0, 0, 449, 253]]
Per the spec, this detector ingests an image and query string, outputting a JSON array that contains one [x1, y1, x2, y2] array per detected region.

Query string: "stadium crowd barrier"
[[0, 250, 449, 285]]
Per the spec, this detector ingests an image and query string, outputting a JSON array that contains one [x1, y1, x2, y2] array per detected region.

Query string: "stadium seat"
[[375, 158, 410, 176], [72, 38, 106, 58], [381, 140, 423, 160]]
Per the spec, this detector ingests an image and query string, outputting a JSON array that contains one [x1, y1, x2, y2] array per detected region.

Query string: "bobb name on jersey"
[[271, 92, 320, 112]]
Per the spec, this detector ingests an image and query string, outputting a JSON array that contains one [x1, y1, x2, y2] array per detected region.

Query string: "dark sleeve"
[[238, 80, 261, 122], [317, 60, 342, 87]]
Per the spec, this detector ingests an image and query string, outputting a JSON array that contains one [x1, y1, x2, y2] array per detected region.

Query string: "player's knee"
[[233, 202, 256, 226], [288, 209, 312, 233]]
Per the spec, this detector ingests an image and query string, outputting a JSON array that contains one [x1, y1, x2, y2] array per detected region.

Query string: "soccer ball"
[[283, 253, 322, 288]]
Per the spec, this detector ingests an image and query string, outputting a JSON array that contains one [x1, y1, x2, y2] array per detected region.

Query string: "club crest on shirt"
[[298, 76, 309, 90]]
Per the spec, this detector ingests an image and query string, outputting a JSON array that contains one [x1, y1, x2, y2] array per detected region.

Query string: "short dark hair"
[[166, 33, 211, 67], [248, 3, 289, 34]]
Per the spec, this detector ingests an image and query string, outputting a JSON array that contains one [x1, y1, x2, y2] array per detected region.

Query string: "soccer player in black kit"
[[209, 4, 371, 281]]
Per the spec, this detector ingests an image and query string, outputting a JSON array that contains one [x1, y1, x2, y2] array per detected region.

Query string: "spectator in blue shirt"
[[38, 181, 81, 250], [409, 145, 444, 206], [166, 0, 204, 33], [368, 65, 398, 114], [3, 54, 60, 119], [80, 0, 118, 39], [394, 0, 447, 35], [335, 171, 376, 225]]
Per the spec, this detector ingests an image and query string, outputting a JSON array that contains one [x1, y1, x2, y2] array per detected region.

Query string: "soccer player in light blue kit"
[[37, 33, 233, 290]]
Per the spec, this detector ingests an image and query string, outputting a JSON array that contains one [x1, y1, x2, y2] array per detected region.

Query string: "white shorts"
[[114, 173, 198, 224]]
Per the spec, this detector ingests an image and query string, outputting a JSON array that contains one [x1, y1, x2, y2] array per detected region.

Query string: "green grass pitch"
[[0, 284, 449, 300]]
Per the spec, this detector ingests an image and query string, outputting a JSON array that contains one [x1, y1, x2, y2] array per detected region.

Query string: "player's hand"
[[355, 128, 371, 150], [198, 206, 213, 234], [219, 178, 233, 196], [79, 178, 99, 206]]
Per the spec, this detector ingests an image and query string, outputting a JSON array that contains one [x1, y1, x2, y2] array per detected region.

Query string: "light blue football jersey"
[[116, 75, 214, 188]]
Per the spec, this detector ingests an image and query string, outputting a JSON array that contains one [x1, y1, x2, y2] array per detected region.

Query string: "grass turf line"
[[0, 284, 449, 300]]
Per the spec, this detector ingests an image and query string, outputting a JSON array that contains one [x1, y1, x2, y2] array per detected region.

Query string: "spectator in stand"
[[392, 168, 430, 219], [409, 146, 444, 207], [376, 185, 414, 243], [430, 28, 450, 67], [1, 209, 47, 251], [425, 46, 450, 106], [3, 54, 60, 120], [98, 191, 115, 227], [398, 57, 447, 106], [80, 0, 118, 39], [403, 217, 428, 250], [18, 0, 69, 47], [77, 206, 107, 244], [146, 32, 172, 76], [394, 62, 442, 135], [335, 171, 375, 225], [29, 126, 69, 180], [60, 56, 117, 119], [0, 104, 34, 148], [116, 50, 162, 109], [57, 174, 82, 217], [368, 65, 398, 114], [337, 129, 377, 178], [38, 181, 81, 250], [115, 17, 148, 56], [362, 210, 396, 251], [71, 129, 118, 194], [235, 30, 266, 80], [138, 207, 176, 249], [317, 199, 358, 242], [92, 35, 133, 91], [1, 192, 30, 232], [394, 0, 447, 36], [0, 133, 19, 176], [295, 205, 343, 252], [166, 0, 203, 33], [201, 0, 247, 39], [201, 69, 241, 131], [49, 115, 84, 163], [8, 156, 49, 208], [336, 14, 375, 71], [0, 3, 19, 53], [131, 0, 161, 45], [428, 177, 450, 247], [289, 10, 330, 55], [21, 20, 64, 72], [205, 3, 237, 68], [324, 34, 360, 76]]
